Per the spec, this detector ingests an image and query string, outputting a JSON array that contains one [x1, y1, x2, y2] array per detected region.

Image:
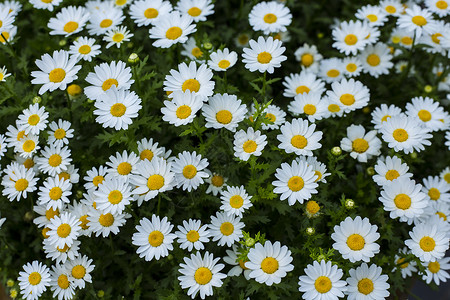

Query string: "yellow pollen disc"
[[188, 6, 202, 16], [79, 215, 89, 230], [428, 261, 440, 273], [181, 78, 200, 93], [72, 265, 86, 279], [15, 178, 29, 192], [28, 272, 42, 285], [296, 85, 310, 94], [261, 257, 279, 274], [238, 34, 249, 45], [166, 26, 182, 40], [110, 103, 127, 117], [385, 5, 396, 13], [58, 171, 69, 181], [57, 244, 69, 252], [301, 54, 314, 67], [144, 8, 159, 19], [436, 1, 448, 9], [397, 258, 409, 268], [412, 16, 427, 26], [41, 0, 52, 3], [216, 110, 232, 124], [436, 212, 447, 221], [140, 149, 154, 161], [265, 113, 276, 122], [314, 170, 322, 182], [328, 104, 340, 113], [191, 47, 203, 58], [347, 234, 365, 250], [385, 169, 400, 181], [54, 128, 66, 140], [49, 154, 62, 167], [176, 105, 192, 119], [346, 63, 357, 72], [186, 230, 200, 242], [263, 13, 277, 24], [352, 138, 369, 153], [93, 175, 104, 187], [393, 129, 408, 142], [116, 0, 126, 5], [49, 68, 66, 83], [366, 54, 380, 66], [418, 110, 431, 122], [288, 176, 304, 192], [117, 162, 132, 175], [28, 114, 40, 126], [42, 227, 50, 238], [100, 19, 113, 28], [147, 174, 165, 190], [315, 276, 332, 293], [211, 175, 224, 187], [304, 104, 317, 115], [17, 130, 26, 141], [358, 278, 374, 295], [23, 140, 35, 152], [306, 200, 320, 215], [428, 188, 441, 201], [445, 173, 450, 184], [220, 222, 234, 236], [57, 223, 71, 238], [218, 59, 231, 69], [102, 78, 118, 91], [194, 267, 212, 285], [58, 274, 69, 289], [229, 195, 244, 208], [64, 21, 79, 33], [183, 165, 197, 179], [291, 135, 308, 149], [345, 34, 358, 45], [112, 33, 124, 43], [239, 260, 249, 270], [45, 208, 59, 220], [24, 158, 35, 169], [327, 69, 340, 77], [366, 14, 378, 22], [243, 140, 257, 153], [148, 230, 164, 247], [400, 36, 412, 45], [67, 84, 82, 96], [257, 51, 272, 64], [108, 190, 123, 205], [419, 236, 436, 252], [99, 213, 114, 227], [381, 115, 391, 122], [392, 36, 401, 44], [394, 193, 411, 210], [432, 33, 443, 44], [49, 187, 63, 200], [0, 31, 10, 43]]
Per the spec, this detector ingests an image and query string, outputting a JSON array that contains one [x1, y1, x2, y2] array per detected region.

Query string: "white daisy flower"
[[406, 96, 448, 132], [34, 202, 62, 230], [31, 50, 81, 95], [132, 215, 176, 261], [94, 176, 132, 214], [346, 263, 390, 299], [233, 127, 267, 161], [181, 37, 204, 61], [0, 65, 11, 81], [16, 134, 40, 159], [87, 209, 129, 237], [87, 7, 124, 36], [161, 90, 203, 126], [0, 7, 14, 32], [392, 248, 417, 278], [373, 156, 413, 186], [85, 60, 134, 101], [49, 264, 75, 300], [209, 211, 244, 247], [297, 156, 330, 183], [319, 58, 344, 83], [405, 221, 449, 262], [342, 56, 363, 77], [332, 20, 370, 55], [29, 0, 63, 11], [440, 167, 450, 185], [47, 6, 90, 37], [14, 153, 39, 173], [129, 0, 172, 27], [57, 164, 78, 185], [248, 1, 292, 34], [259, 104, 286, 130], [149, 11, 197, 48], [66, 255, 95, 289], [331, 216, 380, 263], [17, 103, 49, 135], [422, 257, 450, 285], [358, 43, 393, 78], [0, 0, 22, 16], [83, 165, 108, 191], [0, 133, 8, 157], [272, 159, 319, 206], [371, 104, 403, 130], [47, 119, 74, 148], [137, 138, 164, 162], [204, 171, 227, 196], [103, 25, 134, 48], [355, 5, 388, 27], [294, 43, 323, 73], [282, 72, 326, 98], [340, 124, 381, 163], [43, 238, 80, 264], [224, 245, 251, 280], [106, 150, 140, 180], [422, 175, 450, 203], [379, 0, 403, 16], [277, 118, 323, 156], [68, 36, 101, 62], [298, 260, 347, 300], [219, 185, 253, 218], [208, 48, 238, 72], [419, 21, 449, 55], [202, 93, 248, 132], [425, 0, 450, 17], [1, 163, 38, 202], [0, 25, 17, 45], [36, 145, 72, 176], [397, 5, 436, 38], [242, 36, 287, 74], [47, 212, 81, 249], [171, 151, 208, 192], [177, 251, 226, 299], [18, 261, 51, 300], [288, 92, 327, 122], [175, 0, 214, 22], [327, 78, 370, 114], [6, 122, 27, 148], [175, 219, 210, 251]]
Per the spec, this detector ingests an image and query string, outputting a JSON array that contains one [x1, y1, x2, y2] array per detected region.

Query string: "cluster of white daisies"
[[0, 0, 450, 299]]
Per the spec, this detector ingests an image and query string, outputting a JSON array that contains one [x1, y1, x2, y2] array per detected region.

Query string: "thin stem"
[[223, 70, 228, 93], [261, 71, 267, 100], [157, 194, 161, 215]]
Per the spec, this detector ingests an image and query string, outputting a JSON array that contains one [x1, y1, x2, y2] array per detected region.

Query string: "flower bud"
[[32, 96, 42, 104], [345, 199, 355, 209], [203, 42, 212, 50], [245, 237, 256, 247], [410, 152, 417, 159], [317, 254, 326, 261], [366, 167, 375, 176], [306, 227, 315, 236], [59, 39, 67, 47], [97, 290, 105, 298], [128, 53, 140, 65], [24, 211, 34, 222], [424, 85, 432, 93], [331, 146, 342, 156]]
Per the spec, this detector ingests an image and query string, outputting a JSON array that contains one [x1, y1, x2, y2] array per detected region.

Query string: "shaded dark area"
[[412, 279, 450, 300]]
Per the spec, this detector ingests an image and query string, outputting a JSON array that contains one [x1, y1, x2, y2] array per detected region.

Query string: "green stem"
[[157, 194, 161, 215], [223, 71, 228, 93], [261, 71, 267, 101]]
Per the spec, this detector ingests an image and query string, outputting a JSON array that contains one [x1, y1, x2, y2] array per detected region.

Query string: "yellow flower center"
[[117, 162, 131, 175], [148, 230, 164, 247], [314, 171, 322, 182], [347, 63, 358, 73], [99, 213, 114, 227], [108, 190, 123, 205], [49, 187, 63, 200], [147, 174, 165, 190], [194, 267, 212, 285], [93, 175, 104, 187], [428, 188, 441, 201], [314, 276, 332, 293], [24, 158, 35, 169], [57, 244, 69, 252], [49, 68, 66, 83], [412, 16, 427, 26], [328, 104, 340, 113], [183, 165, 197, 179], [76, 45, 91, 55], [28, 272, 42, 285], [301, 104, 316, 116], [45, 208, 59, 220], [366, 54, 380, 66], [243, 140, 257, 153], [79, 215, 89, 230], [261, 257, 279, 274], [186, 230, 200, 242], [239, 260, 249, 270], [257, 51, 272, 64], [296, 85, 310, 94], [49, 154, 62, 167], [431, 33, 443, 44], [352, 138, 369, 153], [418, 110, 431, 122], [23, 140, 35, 153], [100, 19, 113, 28], [54, 128, 66, 139], [0, 31, 10, 43], [218, 60, 230, 69], [263, 13, 277, 24], [397, 257, 409, 268], [220, 222, 234, 236], [385, 169, 400, 181], [181, 79, 200, 93], [230, 195, 244, 208], [188, 7, 202, 17], [291, 135, 308, 149], [265, 113, 276, 122], [102, 78, 118, 91], [444, 173, 450, 184], [216, 110, 232, 124], [347, 233, 365, 250], [419, 236, 436, 252], [436, 212, 447, 221], [211, 175, 224, 187], [345, 34, 358, 45], [327, 69, 340, 78], [58, 274, 69, 289], [301, 54, 314, 67], [358, 278, 374, 295], [140, 149, 154, 161], [144, 8, 159, 19], [385, 5, 396, 13], [176, 105, 192, 119], [366, 14, 378, 22], [15, 178, 29, 191], [57, 223, 71, 238], [436, 1, 448, 9], [306, 200, 320, 215], [63, 21, 79, 33], [394, 193, 411, 210], [41, 0, 52, 3], [116, 0, 126, 6], [238, 34, 249, 45], [112, 33, 124, 43], [393, 129, 408, 142], [42, 227, 50, 238], [288, 176, 304, 192], [166, 26, 182, 40], [27, 114, 40, 126], [110, 103, 127, 117], [57, 171, 69, 182], [428, 261, 440, 273], [72, 265, 86, 280]]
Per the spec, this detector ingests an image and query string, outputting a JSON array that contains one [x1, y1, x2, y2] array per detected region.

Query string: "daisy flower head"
[[181, 37, 204, 61], [202, 93, 247, 132], [419, 21, 449, 55], [103, 25, 133, 48], [298, 260, 347, 300], [397, 5, 436, 38], [149, 11, 197, 48], [272, 159, 319, 206], [246, 241, 294, 286], [329, 78, 371, 114], [235, 32, 251, 48], [319, 58, 344, 83], [294, 43, 323, 73], [129, 157, 175, 206], [282, 72, 326, 98], [47, 212, 81, 249], [68, 37, 101, 62], [422, 257, 450, 285], [373, 156, 413, 186], [94, 176, 132, 214], [132, 215, 176, 261], [209, 211, 244, 247], [68, 201, 91, 236], [129, 0, 172, 27], [87, 6, 124, 35], [342, 56, 363, 77], [16, 134, 40, 159], [288, 92, 327, 122], [355, 5, 388, 27], [87, 209, 129, 237], [161, 90, 203, 126], [358, 42, 393, 78], [94, 86, 142, 131], [219, 185, 253, 218], [49, 264, 75, 300], [163, 61, 214, 100], [346, 263, 390, 300], [175, 0, 214, 22], [248, 1, 292, 34], [36, 144, 72, 176], [208, 48, 238, 72], [405, 221, 449, 262], [205, 171, 227, 196], [137, 138, 163, 162], [0, 65, 11, 81], [47, 6, 90, 37], [17, 103, 49, 136], [47, 119, 74, 148], [242, 36, 287, 74], [171, 151, 208, 192], [392, 248, 418, 278], [224, 245, 251, 280], [178, 251, 226, 299], [29, 0, 63, 11], [440, 167, 450, 185], [175, 219, 210, 251], [426, 0, 450, 17], [66, 255, 95, 289], [331, 216, 380, 263], [379, 115, 432, 154], [18, 261, 51, 300], [340, 124, 381, 163], [371, 104, 403, 130], [277, 118, 323, 156], [83, 165, 108, 191], [0, 7, 14, 32], [406, 96, 447, 132], [233, 127, 267, 161], [0, 133, 7, 157], [379, 0, 403, 16], [1, 163, 38, 202], [85, 60, 134, 101], [259, 104, 286, 130], [422, 176, 450, 203], [31, 50, 81, 95], [106, 150, 140, 180], [332, 20, 370, 55]]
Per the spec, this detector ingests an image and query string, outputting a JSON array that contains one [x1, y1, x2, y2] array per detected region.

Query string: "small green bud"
[[128, 53, 139, 65], [24, 211, 34, 222], [167, 254, 174, 261], [32, 96, 42, 104], [59, 40, 67, 47], [345, 199, 355, 209], [410, 152, 417, 159], [366, 167, 375, 176], [203, 42, 212, 50], [76, 190, 83, 199], [424, 85, 433, 93], [306, 227, 315, 236], [97, 290, 105, 298], [7, 279, 14, 287], [87, 98, 95, 104], [317, 254, 326, 262], [245, 237, 255, 247], [331, 146, 342, 156], [317, 33, 324, 39]]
